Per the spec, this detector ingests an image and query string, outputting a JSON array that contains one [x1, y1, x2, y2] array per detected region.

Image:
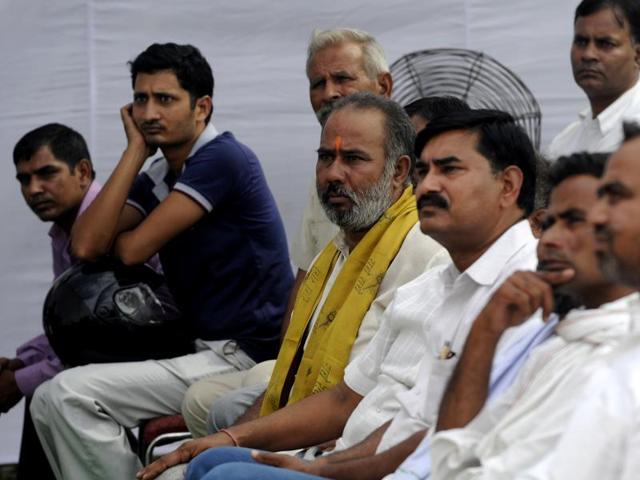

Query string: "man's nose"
[[26, 177, 45, 196]]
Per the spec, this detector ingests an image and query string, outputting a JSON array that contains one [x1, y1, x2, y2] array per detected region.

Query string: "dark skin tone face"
[[538, 174, 632, 308], [15, 146, 92, 233], [571, 7, 640, 117], [590, 137, 640, 288]]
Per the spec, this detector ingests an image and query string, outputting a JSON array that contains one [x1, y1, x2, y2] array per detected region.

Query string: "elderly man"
[[138, 108, 542, 480], [528, 123, 640, 479], [30, 43, 293, 480], [428, 152, 637, 479], [181, 27, 396, 437], [548, 0, 640, 158], [1, 123, 99, 479]]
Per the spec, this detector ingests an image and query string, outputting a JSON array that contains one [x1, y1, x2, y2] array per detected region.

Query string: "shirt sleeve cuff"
[[343, 362, 377, 396], [14, 359, 63, 396]]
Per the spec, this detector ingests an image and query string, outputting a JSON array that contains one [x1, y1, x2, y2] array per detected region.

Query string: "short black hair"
[[415, 109, 538, 215], [575, 0, 640, 43], [549, 152, 609, 187], [129, 43, 214, 123], [13, 123, 94, 178], [623, 121, 640, 141], [403, 96, 470, 123], [534, 154, 553, 210]]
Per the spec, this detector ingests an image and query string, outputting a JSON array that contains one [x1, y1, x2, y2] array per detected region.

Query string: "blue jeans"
[[186, 447, 328, 480]]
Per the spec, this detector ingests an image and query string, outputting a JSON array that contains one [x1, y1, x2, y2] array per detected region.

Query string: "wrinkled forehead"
[[549, 175, 600, 215], [307, 42, 366, 76], [15, 145, 67, 172]]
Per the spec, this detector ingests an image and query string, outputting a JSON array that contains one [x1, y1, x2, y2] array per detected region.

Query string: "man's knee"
[[182, 382, 214, 436]]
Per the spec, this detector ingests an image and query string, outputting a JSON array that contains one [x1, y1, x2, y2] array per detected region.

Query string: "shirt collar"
[[148, 123, 220, 176], [580, 78, 640, 135], [332, 230, 351, 258], [460, 220, 536, 286], [48, 180, 103, 240], [187, 123, 219, 159]]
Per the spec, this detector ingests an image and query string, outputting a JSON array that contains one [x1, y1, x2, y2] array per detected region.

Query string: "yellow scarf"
[[261, 186, 418, 415]]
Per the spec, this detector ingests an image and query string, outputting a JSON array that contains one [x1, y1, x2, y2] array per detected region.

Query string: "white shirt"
[[306, 222, 447, 362], [531, 295, 640, 480], [430, 293, 637, 480], [337, 220, 538, 451], [290, 182, 339, 270], [547, 78, 640, 160]]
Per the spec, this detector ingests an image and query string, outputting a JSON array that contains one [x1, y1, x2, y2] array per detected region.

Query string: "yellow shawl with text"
[[261, 186, 418, 415]]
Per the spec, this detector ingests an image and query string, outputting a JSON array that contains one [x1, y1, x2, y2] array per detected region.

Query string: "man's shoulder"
[[548, 118, 583, 158], [191, 131, 255, 163]]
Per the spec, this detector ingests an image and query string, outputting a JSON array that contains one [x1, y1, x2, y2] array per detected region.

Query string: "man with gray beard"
[[140, 93, 447, 480]]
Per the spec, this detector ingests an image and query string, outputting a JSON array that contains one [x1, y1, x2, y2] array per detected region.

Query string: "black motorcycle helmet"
[[43, 259, 194, 366]]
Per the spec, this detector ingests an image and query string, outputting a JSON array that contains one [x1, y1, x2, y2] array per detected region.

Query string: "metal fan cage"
[[390, 48, 541, 148]]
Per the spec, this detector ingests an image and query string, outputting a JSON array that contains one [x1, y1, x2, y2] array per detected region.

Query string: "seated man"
[[1, 123, 99, 479], [181, 27, 403, 438], [30, 43, 293, 480], [529, 123, 640, 479], [138, 108, 543, 480], [183, 95, 470, 441], [428, 151, 637, 479]]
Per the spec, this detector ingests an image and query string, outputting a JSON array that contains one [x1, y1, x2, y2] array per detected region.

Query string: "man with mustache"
[[428, 151, 637, 479], [528, 123, 640, 479], [1, 123, 99, 479], [180, 28, 396, 438], [548, 0, 640, 159], [139, 109, 544, 480], [30, 43, 294, 480]]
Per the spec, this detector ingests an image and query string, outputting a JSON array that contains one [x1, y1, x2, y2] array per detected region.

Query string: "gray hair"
[[306, 28, 389, 80], [328, 92, 415, 186]]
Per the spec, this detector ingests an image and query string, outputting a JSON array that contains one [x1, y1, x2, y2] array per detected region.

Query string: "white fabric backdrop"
[[0, 0, 584, 463]]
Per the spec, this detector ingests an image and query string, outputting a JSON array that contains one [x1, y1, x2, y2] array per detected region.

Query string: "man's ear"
[[634, 42, 640, 68], [500, 165, 524, 209], [196, 95, 213, 123], [377, 72, 393, 99], [74, 158, 93, 187], [392, 154, 411, 189]]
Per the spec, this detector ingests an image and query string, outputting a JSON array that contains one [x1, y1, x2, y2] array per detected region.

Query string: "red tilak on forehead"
[[335, 135, 343, 152]]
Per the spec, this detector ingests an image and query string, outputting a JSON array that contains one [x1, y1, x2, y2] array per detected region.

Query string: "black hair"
[[129, 43, 214, 123], [415, 109, 538, 215], [13, 123, 94, 178], [534, 154, 553, 210], [549, 152, 609, 187], [623, 121, 640, 141], [575, 0, 640, 43], [403, 96, 471, 123]]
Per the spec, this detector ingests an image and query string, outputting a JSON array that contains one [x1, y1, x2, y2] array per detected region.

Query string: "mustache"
[[417, 192, 449, 210], [320, 182, 358, 205], [140, 120, 164, 129]]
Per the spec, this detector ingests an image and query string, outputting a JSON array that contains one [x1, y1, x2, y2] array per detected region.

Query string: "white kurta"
[[430, 293, 638, 480], [531, 296, 640, 480], [337, 220, 538, 451], [547, 78, 640, 160]]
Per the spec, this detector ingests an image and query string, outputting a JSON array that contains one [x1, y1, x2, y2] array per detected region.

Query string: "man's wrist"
[[471, 311, 508, 341], [9, 358, 25, 371]]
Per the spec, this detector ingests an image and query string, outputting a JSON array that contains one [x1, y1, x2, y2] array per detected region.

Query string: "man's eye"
[[158, 95, 173, 104], [318, 153, 333, 162], [335, 75, 354, 84], [573, 37, 588, 47]]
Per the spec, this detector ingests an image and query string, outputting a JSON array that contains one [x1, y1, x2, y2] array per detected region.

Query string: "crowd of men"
[[1, 0, 640, 479]]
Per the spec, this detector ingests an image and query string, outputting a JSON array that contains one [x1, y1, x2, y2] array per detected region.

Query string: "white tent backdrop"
[[0, 0, 584, 462]]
